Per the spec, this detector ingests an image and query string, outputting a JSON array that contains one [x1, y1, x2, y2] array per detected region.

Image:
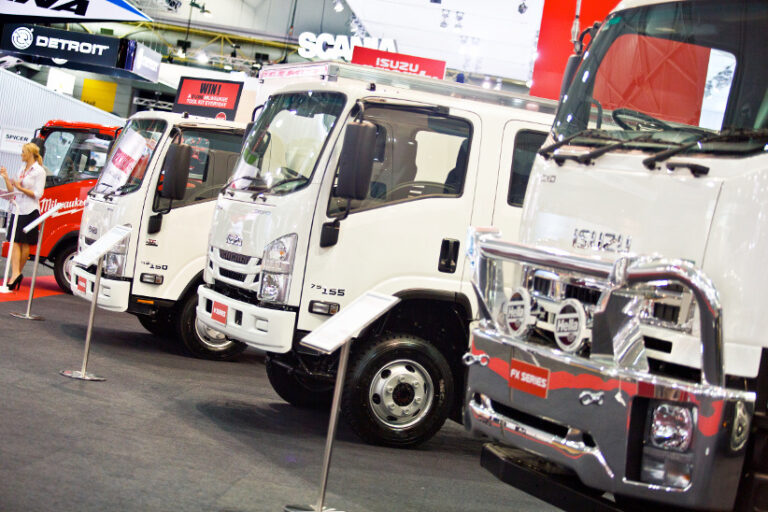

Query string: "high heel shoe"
[[9, 274, 23, 291]]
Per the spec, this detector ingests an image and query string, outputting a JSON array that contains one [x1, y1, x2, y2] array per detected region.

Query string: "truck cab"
[[196, 62, 556, 446], [71, 111, 246, 359], [465, 0, 768, 509]]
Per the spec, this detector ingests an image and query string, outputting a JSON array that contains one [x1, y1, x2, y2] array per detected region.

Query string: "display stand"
[[60, 225, 132, 382], [285, 292, 400, 512], [10, 203, 63, 320], [0, 193, 19, 294]]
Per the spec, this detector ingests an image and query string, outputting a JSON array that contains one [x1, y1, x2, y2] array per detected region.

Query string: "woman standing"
[[0, 142, 46, 290]]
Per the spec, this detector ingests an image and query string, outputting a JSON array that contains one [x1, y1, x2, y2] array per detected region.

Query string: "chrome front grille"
[[219, 248, 252, 265]]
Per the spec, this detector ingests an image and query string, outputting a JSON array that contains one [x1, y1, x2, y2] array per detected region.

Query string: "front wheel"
[[342, 333, 454, 448], [176, 292, 246, 360], [53, 243, 77, 293]]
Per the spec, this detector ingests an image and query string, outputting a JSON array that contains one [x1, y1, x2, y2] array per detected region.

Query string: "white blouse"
[[12, 162, 46, 215]]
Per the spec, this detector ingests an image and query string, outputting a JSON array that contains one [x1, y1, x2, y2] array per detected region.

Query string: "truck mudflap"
[[463, 229, 756, 511]]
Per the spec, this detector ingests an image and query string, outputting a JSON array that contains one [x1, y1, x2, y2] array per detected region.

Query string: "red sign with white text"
[[173, 78, 243, 120], [211, 301, 228, 325], [77, 277, 87, 294], [351, 47, 446, 80], [509, 358, 550, 398]]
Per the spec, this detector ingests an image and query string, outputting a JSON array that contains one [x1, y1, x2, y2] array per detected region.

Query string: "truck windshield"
[[92, 118, 167, 196], [554, 0, 768, 153], [228, 92, 346, 195], [43, 130, 112, 185]]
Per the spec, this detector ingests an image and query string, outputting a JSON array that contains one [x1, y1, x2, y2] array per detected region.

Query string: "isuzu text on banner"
[[0, 0, 151, 22], [351, 46, 446, 80], [172, 78, 244, 121]]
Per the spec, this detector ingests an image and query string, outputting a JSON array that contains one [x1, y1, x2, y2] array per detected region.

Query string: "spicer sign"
[[1, 24, 119, 67]]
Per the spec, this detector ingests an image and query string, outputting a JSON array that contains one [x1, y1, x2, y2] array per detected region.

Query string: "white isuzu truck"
[[71, 111, 247, 359], [196, 62, 556, 447], [465, 0, 768, 510]]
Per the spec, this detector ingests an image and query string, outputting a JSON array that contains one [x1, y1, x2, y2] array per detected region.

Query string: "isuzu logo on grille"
[[554, 299, 587, 353], [225, 233, 242, 247]]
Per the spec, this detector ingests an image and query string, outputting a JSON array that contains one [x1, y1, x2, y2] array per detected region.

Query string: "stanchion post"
[[60, 255, 105, 382], [11, 203, 62, 320], [0, 200, 19, 294], [285, 293, 400, 512]]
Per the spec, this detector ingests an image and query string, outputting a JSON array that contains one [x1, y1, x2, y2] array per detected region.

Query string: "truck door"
[[490, 122, 549, 240], [300, 104, 479, 331], [132, 128, 242, 302]]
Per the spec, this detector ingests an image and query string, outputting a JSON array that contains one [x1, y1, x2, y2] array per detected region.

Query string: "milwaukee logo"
[[40, 197, 85, 214]]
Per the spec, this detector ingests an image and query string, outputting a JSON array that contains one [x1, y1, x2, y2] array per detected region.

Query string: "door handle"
[[438, 238, 460, 273]]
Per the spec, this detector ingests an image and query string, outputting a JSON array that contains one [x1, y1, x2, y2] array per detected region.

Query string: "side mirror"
[[336, 121, 377, 200], [160, 143, 192, 200]]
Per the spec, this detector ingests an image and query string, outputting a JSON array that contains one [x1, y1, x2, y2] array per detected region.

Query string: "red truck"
[[2, 120, 121, 292]]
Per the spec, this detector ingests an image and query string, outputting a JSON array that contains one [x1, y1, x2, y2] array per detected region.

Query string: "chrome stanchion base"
[[0, 285, 12, 294], [10, 312, 43, 320], [284, 506, 345, 512], [59, 370, 106, 381]]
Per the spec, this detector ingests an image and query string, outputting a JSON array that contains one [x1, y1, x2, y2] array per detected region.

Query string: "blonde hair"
[[22, 142, 43, 165]]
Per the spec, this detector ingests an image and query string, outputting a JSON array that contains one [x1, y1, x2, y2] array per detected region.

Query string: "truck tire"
[[341, 333, 454, 448], [53, 243, 77, 293], [176, 292, 246, 361], [265, 355, 334, 409], [137, 311, 175, 338]]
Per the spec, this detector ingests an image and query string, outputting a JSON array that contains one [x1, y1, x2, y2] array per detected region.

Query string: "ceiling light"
[[440, 9, 449, 29], [454, 11, 464, 30], [333, 0, 344, 13], [518, 0, 528, 14], [196, 52, 209, 64]]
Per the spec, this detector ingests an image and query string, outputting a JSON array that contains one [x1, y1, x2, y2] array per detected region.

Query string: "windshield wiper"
[[553, 134, 660, 166], [642, 128, 768, 169], [219, 175, 268, 195], [268, 176, 308, 190], [539, 129, 624, 160], [102, 183, 134, 200]]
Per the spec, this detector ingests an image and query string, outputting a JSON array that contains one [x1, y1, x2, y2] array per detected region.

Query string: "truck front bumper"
[[465, 326, 755, 511], [71, 266, 130, 312], [196, 284, 295, 353]]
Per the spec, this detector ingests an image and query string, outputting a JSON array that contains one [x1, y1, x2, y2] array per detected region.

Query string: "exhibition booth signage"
[[173, 77, 244, 121], [1, 23, 119, 67], [351, 47, 446, 80], [0, 0, 151, 22]]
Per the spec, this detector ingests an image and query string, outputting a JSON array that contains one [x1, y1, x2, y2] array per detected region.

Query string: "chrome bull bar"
[[466, 228, 723, 387]]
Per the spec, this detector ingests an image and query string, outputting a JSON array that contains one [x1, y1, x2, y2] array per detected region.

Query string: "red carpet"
[[0, 275, 65, 302]]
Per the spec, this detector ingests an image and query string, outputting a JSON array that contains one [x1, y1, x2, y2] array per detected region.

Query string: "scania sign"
[[298, 32, 397, 62], [1, 24, 119, 67], [0, 0, 151, 22]]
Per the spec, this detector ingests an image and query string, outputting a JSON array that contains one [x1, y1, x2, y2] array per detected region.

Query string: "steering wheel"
[[611, 108, 671, 131], [387, 181, 456, 200]]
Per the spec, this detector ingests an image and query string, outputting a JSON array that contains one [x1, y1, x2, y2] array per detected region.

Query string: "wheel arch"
[[359, 289, 473, 417], [48, 231, 79, 263]]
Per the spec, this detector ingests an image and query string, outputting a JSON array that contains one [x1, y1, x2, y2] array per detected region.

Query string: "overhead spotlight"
[[440, 9, 449, 29], [454, 11, 464, 30], [333, 0, 344, 13], [196, 52, 209, 64], [482, 76, 492, 89], [518, 0, 528, 14]]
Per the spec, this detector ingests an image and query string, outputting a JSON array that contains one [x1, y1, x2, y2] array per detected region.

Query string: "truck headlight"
[[104, 252, 127, 276], [259, 234, 297, 304], [103, 224, 131, 277], [650, 403, 693, 452]]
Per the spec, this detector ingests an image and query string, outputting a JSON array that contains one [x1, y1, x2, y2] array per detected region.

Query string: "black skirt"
[[5, 210, 40, 244]]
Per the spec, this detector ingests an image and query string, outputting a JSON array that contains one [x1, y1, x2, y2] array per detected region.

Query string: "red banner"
[[351, 47, 446, 80], [509, 358, 550, 398], [173, 77, 243, 121]]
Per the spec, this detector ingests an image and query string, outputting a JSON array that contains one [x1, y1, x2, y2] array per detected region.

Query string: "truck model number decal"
[[310, 283, 345, 296]]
